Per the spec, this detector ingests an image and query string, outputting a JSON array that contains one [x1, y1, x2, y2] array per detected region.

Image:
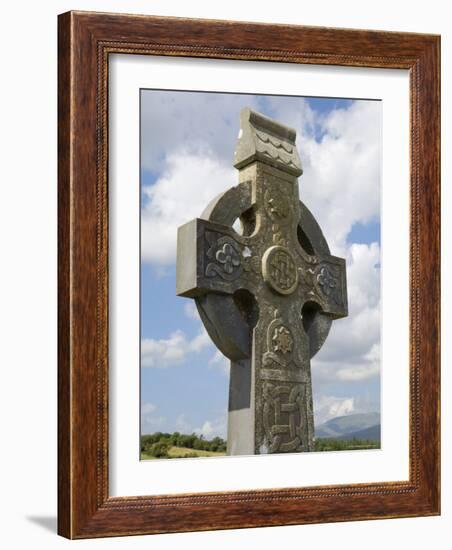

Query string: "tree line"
[[141, 431, 227, 458], [141, 432, 379, 458], [314, 437, 380, 451]]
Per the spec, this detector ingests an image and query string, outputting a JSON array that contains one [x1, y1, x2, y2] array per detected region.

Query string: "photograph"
[[52, 8, 440, 539], [0, 0, 445, 545], [140, 90, 382, 460]]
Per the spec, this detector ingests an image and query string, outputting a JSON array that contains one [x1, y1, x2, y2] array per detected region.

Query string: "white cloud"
[[141, 402, 165, 433], [248, 98, 381, 255], [190, 330, 211, 353], [184, 301, 200, 321], [336, 363, 379, 382], [195, 421, 214, 437], [175, 413, 191, 434], [141, 331, 186, 367], [141, 98, 380, 266], [295, 101, 381, 256], [141, 90, 262, 173], [141, 328, 211, 368], [347, 242, 380, 310], [314, 395, 355, 425], [142, 402, 156, 414], [194, 415, 227, 439], [141, 151, 235, 265], [336, 343, 380, 381], [208, 349, 230, 375], [312, 242, 380, 388]]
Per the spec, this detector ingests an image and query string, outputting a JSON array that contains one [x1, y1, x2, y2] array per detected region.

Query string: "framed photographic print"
[[58, 11, 440, 538]]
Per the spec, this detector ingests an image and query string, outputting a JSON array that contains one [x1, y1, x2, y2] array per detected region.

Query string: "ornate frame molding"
[[58, 11, 440, 538]]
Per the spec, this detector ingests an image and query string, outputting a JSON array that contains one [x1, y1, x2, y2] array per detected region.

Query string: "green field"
[[140, 432, 379, 460], [140, 431, 227, 460], [141, 446, 226, 460]]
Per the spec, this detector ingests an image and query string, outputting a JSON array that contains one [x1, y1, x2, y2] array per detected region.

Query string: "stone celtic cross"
[[176, 108, 348, 455]]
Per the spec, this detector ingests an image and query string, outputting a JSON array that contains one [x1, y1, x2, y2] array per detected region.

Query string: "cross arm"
[[176, 218, 257, 298], [302, 254, 348, 319]]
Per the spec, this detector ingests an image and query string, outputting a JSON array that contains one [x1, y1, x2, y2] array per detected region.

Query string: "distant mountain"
[[335, 424, 381, 441], [315, 412, 380, 439]]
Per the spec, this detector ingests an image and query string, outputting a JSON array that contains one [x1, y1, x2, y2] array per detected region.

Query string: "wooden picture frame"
[[58, 11, 440, 539]]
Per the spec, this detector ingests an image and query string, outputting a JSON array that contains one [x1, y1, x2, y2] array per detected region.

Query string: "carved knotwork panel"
[[263, 381, 307, 453], [262, 245, 299, 295]]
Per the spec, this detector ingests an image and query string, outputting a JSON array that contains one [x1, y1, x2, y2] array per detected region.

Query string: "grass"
[[141, 440, 380, 460], [140, 431, 380, 460], [141, 446, 227, 460], [314, 438, 380, 452]]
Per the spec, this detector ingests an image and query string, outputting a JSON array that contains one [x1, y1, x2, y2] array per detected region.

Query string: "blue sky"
[[140, 90, 381, 439]]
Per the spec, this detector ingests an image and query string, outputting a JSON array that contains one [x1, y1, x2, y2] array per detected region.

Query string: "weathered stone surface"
[[234, 108, 303, 176], [176, 108, 348, 455]]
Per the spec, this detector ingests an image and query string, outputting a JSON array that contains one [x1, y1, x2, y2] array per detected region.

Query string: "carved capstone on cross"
[[176, 108, 348, 455]]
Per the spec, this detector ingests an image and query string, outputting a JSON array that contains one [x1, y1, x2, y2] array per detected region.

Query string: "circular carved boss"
[[262, 245, 299, 295]]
